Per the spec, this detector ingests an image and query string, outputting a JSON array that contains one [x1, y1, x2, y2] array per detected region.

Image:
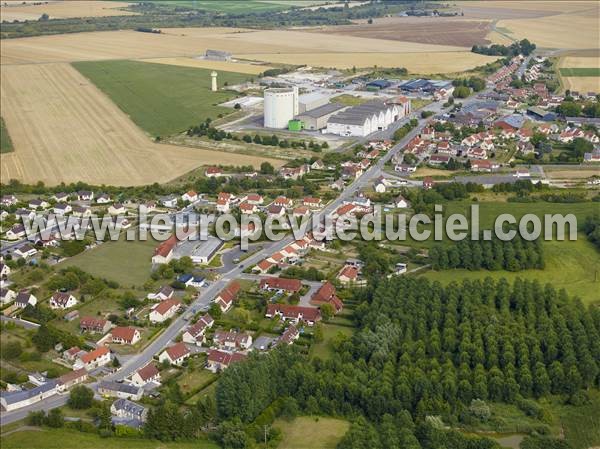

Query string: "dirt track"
[[0, 63, 280, 186]]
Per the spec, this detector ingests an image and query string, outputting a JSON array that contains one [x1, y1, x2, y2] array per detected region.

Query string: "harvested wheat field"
[[0, 1, 135, 22], [558, 55, 600, 93], [456, 1, 595, 19], [139, 57, 270, 75], [240, 51, 498, 73], [310, 17, 492, 47], [0, 27, 466, 66], [0, 63, 281, 186]]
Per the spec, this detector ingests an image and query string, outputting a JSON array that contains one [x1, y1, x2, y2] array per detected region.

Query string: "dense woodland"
[[471, 39, 536, 57], [429, 236, 544, 271], [209, 276, 600, 447]]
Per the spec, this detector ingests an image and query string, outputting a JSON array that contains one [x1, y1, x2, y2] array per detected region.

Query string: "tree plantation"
[[213, 277, 599, 447]]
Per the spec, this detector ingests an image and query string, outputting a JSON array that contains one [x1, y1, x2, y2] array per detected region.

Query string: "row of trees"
[[471, 39, 536, 57], [429, 236, 544, 271]]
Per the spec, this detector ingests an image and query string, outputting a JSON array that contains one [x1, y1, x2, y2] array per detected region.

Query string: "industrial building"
[[399, 78, 453, 94], [298, 92, 329, 113], [326, 100, 404, 137], [205, 49, 232, 61], [264, 87, 299, 129], [295, 102, 346, 130]]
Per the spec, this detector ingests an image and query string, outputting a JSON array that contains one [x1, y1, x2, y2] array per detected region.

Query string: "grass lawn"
[[422, 234, 600, 304], [558, 68, 600, 77], [177, 359, 217, 396], [310, 323, 354, 360], [553, 390, 600, 449], [274, 416, 350, 449], [331, 94, 369, 107], [0, 427, 218, 449], [72, 60, 251, 137], [0, 116, 14, 153], [59, 237, 157, 287]]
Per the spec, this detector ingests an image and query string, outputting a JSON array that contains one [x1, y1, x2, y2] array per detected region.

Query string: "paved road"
[[0, 316, 40, 330]]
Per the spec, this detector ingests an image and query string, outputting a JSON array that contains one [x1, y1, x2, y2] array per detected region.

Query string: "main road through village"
[[0, 86, 494, 425]]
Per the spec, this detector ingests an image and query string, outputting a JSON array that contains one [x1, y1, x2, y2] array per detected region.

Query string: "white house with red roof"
[[159, 342, 190, 366], [216, 192, 234, 213], [74, 346, 111, 370], [205, 167, 223, 178], [265, 304, 321, 326], [337, 265, 359, 284], [206, 350, 247, 373], [213, 330, 253, 351], [181, 190, 198, 202], [214, 281, 241, 313], [149, 299, 182, 323], [111, 327, 141, 345], [182, 314, 214, 345], [131, 363, 161, 387]]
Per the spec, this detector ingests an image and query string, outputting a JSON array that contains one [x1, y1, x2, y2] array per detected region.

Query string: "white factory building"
[[263, 87, 299, 129], [326, 99, 408, 137]]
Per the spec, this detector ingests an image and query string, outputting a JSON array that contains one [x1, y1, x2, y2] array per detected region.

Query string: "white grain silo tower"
[[263, 86, 299, 129], [211, 71, 218, 92]]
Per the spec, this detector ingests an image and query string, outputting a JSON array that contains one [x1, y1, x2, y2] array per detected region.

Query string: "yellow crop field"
[[239, 51, 498, 73], [0, 27, 466, 66], [139, 57, 271, 75], [0, 63, 282, 186], [558, 55, 600, 93], [0, 1, 135, 22], [455, 1, 594, 13]]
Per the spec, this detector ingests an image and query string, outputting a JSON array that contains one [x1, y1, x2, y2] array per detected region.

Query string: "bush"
[[68, 385, 94, 409]]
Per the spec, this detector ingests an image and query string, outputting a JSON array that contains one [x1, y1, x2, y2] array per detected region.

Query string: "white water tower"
[[211, 71, 218, 92]]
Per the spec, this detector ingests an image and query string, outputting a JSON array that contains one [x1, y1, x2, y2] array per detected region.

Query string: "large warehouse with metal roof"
[[326, 100, 405, 137]]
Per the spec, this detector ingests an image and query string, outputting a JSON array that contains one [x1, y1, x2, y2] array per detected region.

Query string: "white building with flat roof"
[[264, 87, 299, 129]]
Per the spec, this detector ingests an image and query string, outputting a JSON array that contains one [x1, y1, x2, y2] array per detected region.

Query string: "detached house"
[[56, 368, 88, 392], [310, 281, 343, 313], [265, 304, 321, 326], [181, 190, 198, 202], [149, 299, 181, 323], [214, 281, 241, 313], [53, 203, 72, 216], [75, 347, 111, 370], [49, 292, 78, 310], [159, 342, 190, 366], [147, 285, 174, 301], [80, 316, 111, 334], [216, 192, 234, 213], [0, 288, 17, 305], [279, 325, 300, 345], [131, 363, 160, 387], [111, 327, 141, 345], [108, 203, 126, 215], [96, 193, 112, 204], [14, 244, 37, 259], [28, 199, 49, 210], [337, 265, 359, 284], [98, 381, 143, 401], [14, 290, 37, 309], [206, 350, 247, 373], [77, 191, 94, 202]]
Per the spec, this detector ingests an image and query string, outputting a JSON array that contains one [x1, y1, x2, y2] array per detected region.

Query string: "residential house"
[[394, 195, 410, 209], [131, 363, 160, 387], [111, 327, 141, 345], [310, 281, 343, 313], [206, 350, 247, 373], [76, 347, 111, 370], [111, 398, 148, 423], [77, 191, 94, 201], [147, 285, 174, 301], [0, 288, 17, 305], [53, 203, 72, 216], [1, 194, 18, 206], [98, 381, 143, 401], [53, 192, 69, 203], [302, 197, 322, 209], [49, 292, 78, 310], [259, 277, 302, 294], [14, 244, 37, 259], [63, 346, 86, 362], [216, 192, 233, 213], [108, 203, 126, 215], [158, 342, 190, 366], [253, 259, 276, 275], [205, 167, 223, 178], [159, 195, 178, 208], [181, 190, 198, 202], [239, 201, 258, 215], [14, 290, 37, 308], [279, 325, 300, 345], [265, 304, 321, 326], [470, 160, 500, 173], [72, 205, 91, 218], [96, 193, 112, 204], [177, 274, 205, 289], [182, 314, 214, 345], [28, 199, 49, 210], [244, 193, 264, 205], [214, 281, 241, 313], [338, 265, 359, 284], [56, 368, 88, 392], [149, 299, 182, 323], [0, 263, 11, 279], [0, 380, 58, 411], [213, 330, 253, 351], [330, 179, 345, 190], [80, 316, 111, 334]]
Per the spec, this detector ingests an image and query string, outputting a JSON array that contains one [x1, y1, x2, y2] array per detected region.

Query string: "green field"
[[274, 416, 350, 449], [72, 60, 251, 137], [422, 233, 600, 304], [58, 237, 157, 286], [0, 428, 218, 449], [0, 116, 14, 153], [553, 390, 600, 449], [559, 68, 600, 77]]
